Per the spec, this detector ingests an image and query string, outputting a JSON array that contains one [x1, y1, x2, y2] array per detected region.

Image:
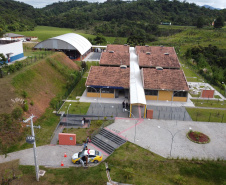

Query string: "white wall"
[[0, 41, 23, 58]]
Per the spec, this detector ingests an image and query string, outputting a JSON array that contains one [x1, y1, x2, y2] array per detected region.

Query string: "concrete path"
[[0, 118, 225, 167], [106, 118, 226, 160], [0, 144, 108, 167], [83, 52, 101, 62]]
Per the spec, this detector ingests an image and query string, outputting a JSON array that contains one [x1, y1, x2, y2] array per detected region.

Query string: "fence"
[[194, 112, 225, 123], [0, 51, 53, 78], [55, 65, 88, 113]]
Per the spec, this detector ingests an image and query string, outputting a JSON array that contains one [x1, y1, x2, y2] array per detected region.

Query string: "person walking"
[[122, 100, 125, 112], [83, 141, 87, 151], [126, 102, 129, 110], [86, 136, 91, 144]]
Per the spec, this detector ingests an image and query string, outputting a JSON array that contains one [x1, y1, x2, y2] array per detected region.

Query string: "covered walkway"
[[129, 47, 146, 118]]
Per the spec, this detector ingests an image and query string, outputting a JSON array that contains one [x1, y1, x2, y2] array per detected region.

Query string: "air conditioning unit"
[[120, 65, 127, 69], [156, 66, 163, 70]]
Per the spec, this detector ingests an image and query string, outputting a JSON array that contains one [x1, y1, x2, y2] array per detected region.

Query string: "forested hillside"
[[1, 0, 226, 38], [0, 0, 37, 34], [36, 0, 226, 33]]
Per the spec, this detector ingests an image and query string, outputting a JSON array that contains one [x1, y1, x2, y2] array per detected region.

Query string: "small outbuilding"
[[34, 33, 92, 60]]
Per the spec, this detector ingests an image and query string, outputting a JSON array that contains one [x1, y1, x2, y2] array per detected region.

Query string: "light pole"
[[24, 115, 41, 181], [125, 109, 137, 143], [67, 104, 71, 132], [158, 126, 192, 157]]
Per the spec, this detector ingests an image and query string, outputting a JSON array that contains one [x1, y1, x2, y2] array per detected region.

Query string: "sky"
[[17, 0, 226, 9]]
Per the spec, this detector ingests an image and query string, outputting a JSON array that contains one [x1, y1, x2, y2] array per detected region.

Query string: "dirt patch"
[[0, 52, 80, 119], [0, 77, 17, 114]]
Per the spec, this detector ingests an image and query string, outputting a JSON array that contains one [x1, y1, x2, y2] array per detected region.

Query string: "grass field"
[[186, 108, 226, 123], [191, 99, 226, 108], [1, 142, 225, 185], [15, 26, 126, 44], [60, 102, 90, 115]]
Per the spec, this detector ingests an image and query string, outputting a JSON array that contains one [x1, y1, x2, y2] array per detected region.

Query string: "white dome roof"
[[34, 33, 92, 55]]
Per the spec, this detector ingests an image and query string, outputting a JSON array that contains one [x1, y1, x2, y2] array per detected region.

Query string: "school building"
[[85, 45, 189, 117]]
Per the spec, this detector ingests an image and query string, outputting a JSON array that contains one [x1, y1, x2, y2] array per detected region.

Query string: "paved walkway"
[[83, 52, 101, 62], [106, 118, 226, 160], [0, 118, 225, 167], [0, 144, 108, 167]]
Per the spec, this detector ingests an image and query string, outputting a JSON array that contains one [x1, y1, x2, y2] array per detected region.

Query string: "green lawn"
[[59, 102, 90, 115], [186, 108, 226, 123], [15, 26, 126, 44], [191, 99, 226, 108], [3, 142, 225, 185]]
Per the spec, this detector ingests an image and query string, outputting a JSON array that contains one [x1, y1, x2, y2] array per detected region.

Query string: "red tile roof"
[[100, 52, 130, 66], [136, 45, 175, 54], [86, 66, 130, 88], [143, 68, 189, 91], [136, 46, 180, 69], [106, 44, 130, 53]]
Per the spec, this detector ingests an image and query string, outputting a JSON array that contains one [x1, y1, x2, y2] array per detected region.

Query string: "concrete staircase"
[[91, 128, 127, 155]]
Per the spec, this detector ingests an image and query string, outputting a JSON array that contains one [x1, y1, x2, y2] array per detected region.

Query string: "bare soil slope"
[[0, 52, 80, 119]]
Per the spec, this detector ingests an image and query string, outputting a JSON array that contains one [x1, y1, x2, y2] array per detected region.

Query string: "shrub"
[[30, 101, 34, 106], [14, 61, 23, 70], [7, 65, 16, 73], [11, 107, 23, 120], [172, 175, 187, 185], [22, 91, 28, 98], [23, 103, 29, 112], [122, 167, 134, 180]]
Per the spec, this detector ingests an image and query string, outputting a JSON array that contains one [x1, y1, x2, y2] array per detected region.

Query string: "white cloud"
[[17, 0, 226, 9], [180, 0, 226, 9]]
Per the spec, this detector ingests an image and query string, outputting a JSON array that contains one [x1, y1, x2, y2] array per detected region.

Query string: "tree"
[[214, 17, 224, 28], [94, 34, 107, 45], [197, 17, 204, 28], [0, 53, 7, 78], [127, 35, 145, 47]]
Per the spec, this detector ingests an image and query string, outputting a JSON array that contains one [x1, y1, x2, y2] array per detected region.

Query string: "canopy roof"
[[34, 33, 91, 55], [129, 47, 146, 105]]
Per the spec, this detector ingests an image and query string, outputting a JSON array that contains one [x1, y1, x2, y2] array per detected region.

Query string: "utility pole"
[[23, 114, 41, 181]]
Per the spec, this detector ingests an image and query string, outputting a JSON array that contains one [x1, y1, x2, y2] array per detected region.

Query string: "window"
[[101, 88, 114, 93], [145, 90, 158, 96], [174, 91, 187, 97], [70, 137, 73, 140], [87, 87, 100, 93]]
